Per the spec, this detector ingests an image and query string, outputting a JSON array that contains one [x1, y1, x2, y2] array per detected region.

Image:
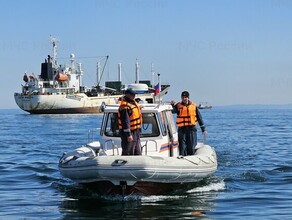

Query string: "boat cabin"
[[89, 104, 179, 157]]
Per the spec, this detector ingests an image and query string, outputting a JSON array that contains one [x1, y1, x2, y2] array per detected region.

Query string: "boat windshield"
[[104, 112, 160, 138], [104, 113, 119, 137], [140, 113, 160, 137]]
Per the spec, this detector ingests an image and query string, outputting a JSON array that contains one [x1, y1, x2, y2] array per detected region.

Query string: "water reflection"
[[57, 177, 224, 219]]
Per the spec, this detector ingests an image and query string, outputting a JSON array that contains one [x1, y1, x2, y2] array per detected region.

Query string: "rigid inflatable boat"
[[59, 103, 217, 195]]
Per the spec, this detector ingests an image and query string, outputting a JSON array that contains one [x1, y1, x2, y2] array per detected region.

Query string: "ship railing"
[[88, 129, 160, 156], [87, 128, 100, 143], [88, 129, 120, 156], [141, 140, 158, 155], [103, 139, 120, 156]]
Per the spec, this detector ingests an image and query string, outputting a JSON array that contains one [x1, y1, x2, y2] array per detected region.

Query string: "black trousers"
[[178, 126, 197, 156], [120, 129, 142, 155]]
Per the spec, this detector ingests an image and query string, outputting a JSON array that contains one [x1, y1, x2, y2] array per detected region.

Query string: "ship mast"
[[49, 36, 58, 68], [135, 59, 140, 84], [97, 62, 101, 86]]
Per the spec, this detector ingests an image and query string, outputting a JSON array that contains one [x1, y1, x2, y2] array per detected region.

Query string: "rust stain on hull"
[[26, 107, 102, 114]]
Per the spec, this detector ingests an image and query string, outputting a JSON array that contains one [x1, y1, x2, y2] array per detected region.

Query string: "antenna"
[[151, 63, 155, 87]]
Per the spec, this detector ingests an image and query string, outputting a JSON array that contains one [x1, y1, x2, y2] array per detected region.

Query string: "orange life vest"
[[118, 100, 142, 131], [176, 101, 197, 127]]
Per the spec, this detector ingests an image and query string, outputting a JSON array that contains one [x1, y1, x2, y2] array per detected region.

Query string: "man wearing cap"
[[118, 88, 143, 155], [171, 91, 207, 156]]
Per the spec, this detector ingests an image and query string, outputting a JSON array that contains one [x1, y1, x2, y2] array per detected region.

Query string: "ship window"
[[104, 113, 120, 137], [145, 98, 153, 104], [140, 113, 160, 137]]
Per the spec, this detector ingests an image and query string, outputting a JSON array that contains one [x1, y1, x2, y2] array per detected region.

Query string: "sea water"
[[0, 106, 291, 219]]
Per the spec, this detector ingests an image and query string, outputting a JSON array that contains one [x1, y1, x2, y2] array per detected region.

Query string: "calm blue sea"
[[1, 106, 292, 219]]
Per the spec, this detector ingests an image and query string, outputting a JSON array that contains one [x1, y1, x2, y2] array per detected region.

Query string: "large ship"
[[14, 37, 170, 114], [198, 102, 212, 109]]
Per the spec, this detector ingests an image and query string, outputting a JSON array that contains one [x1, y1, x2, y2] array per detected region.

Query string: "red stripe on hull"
[[83, 181, 199, 196]]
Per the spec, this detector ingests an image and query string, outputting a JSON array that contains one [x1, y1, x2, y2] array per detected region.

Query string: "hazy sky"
[[1, 0, 292, 109]]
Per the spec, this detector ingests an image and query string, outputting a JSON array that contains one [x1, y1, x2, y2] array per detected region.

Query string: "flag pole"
[[157, 73, 161, 104]]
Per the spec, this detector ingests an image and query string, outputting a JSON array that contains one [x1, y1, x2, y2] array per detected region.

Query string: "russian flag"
[[154, 83, 160, 96]]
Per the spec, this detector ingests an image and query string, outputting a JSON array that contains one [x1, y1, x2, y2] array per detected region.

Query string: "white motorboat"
[[59, 103, 217, 195]]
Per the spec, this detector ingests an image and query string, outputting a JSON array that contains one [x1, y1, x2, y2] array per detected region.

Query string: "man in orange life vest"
[[171, 91, 207, 156], [118, 88, 143, 155]]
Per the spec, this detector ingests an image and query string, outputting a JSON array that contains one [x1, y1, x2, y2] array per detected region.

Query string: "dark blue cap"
[[125, 88, 136, 95], [181, 91, 189, 98]]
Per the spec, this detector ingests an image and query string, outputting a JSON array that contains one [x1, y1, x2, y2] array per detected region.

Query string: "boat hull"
[[83, 181, 200, 195], [59, 144, 217, 195]]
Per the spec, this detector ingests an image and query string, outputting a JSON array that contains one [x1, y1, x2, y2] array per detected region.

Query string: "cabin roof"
[[104, 103, 173, 113]]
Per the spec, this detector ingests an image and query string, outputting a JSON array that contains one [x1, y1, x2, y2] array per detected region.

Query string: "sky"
[[1, 0, 292, 109]]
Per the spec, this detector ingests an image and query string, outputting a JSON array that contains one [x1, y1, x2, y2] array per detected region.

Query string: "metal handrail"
[[141, 140, 158, 155], [87, 128, 99, 143], [104, 139, 119, 155]]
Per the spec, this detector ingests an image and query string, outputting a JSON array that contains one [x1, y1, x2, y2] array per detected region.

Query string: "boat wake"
[[186, 180, 225, 193], [84, 179, 225, 202]]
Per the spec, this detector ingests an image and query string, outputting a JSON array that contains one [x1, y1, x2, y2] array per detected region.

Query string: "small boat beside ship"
[[14, 37, 170, 114], [58, 103, 217, 196]]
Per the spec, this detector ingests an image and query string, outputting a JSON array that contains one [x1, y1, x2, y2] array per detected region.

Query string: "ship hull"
[[14, 92, 155, 114]]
